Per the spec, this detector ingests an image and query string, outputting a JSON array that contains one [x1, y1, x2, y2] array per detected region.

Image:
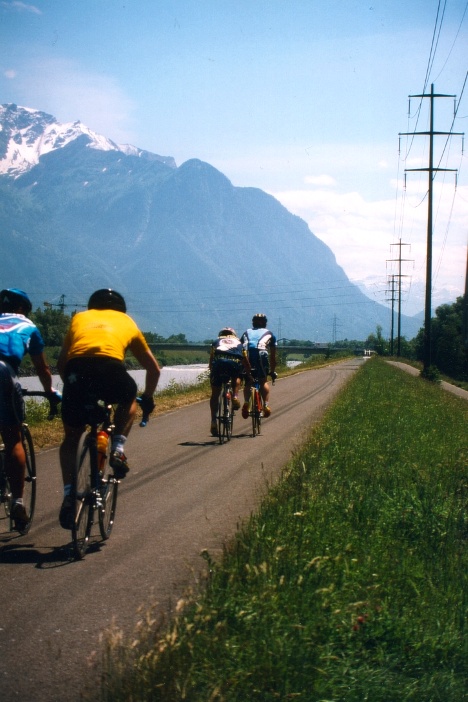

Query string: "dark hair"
[[0, 288, 32, 315], [88, 289, 127, 313], [252, 313, 267, 328]]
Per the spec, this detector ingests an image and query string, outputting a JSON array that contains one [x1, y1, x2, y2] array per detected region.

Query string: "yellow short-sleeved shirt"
[[63, 309, 149, 362]]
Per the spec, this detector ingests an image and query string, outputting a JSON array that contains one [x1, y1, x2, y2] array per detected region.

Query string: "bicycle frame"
[[72, 400, 118, 560], [248, 377, 264, 437]]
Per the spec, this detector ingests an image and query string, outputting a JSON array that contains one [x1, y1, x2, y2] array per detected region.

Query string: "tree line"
[[23, 295, 468, 383]]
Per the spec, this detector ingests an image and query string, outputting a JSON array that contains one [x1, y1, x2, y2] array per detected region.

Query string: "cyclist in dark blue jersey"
[[0, 288, 57, 531], [209, 327, 252, 436], [240, 313, 277, 419]]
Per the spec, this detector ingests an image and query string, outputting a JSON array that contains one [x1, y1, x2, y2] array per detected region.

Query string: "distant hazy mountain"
[[0, 104, 421, 341]]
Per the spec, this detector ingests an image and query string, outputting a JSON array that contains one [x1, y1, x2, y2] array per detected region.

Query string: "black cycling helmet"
[[0, 288, 32, 315], [88, 288, 127, 313], [218, 327, 237, 337], [252, 313, 267, 328]]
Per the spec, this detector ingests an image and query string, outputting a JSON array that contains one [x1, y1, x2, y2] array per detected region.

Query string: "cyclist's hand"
[[45, 390, 62, 419], [139, 393, 155, 416]]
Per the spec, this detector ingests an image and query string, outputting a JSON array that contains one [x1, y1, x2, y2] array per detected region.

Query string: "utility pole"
[[387, 239, 412, 357], [399, 84, 463, 375]]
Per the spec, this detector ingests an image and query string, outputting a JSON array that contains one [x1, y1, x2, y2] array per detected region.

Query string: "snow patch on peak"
[[0, 104, 176, 177]]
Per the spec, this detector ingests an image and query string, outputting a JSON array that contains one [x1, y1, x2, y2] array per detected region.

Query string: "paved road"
[[0, 358, 364, 701]]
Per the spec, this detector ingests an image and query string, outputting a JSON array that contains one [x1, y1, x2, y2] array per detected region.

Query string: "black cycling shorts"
[[0, 361, 24, 426], [210, 357, 243, 387], [247, 349, 270, 380], [61, 356, 137, 427]]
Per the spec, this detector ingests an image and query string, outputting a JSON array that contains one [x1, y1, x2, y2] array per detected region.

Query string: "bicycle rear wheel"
[[72, 432, 93, 559], [17, 425, 36, 535], [99, 450, 118, 540], [251, 389, 262, 437], [217, 393, 224, 444], [224, 391, 233, 442]]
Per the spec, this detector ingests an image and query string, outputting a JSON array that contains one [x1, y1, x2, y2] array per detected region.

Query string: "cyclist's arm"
[[269, 345, 277, 373], [30, 353, 53, 393], [132, 347, 161, 397]]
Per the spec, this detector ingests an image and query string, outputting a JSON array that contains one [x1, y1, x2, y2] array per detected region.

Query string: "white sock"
[[112, 435, 127, 453]]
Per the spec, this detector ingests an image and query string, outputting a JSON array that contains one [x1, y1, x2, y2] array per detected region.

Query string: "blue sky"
[[1, 0, 467, 314]]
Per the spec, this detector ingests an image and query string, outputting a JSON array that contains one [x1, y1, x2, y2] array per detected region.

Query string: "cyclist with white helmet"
[[209, 327, 252, 437], [0, 288, 56, 531], [241, 313, 277, 419], [57, 289, 160, 528]]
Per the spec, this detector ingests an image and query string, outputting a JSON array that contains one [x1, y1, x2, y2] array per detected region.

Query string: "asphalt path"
[[0, 358, 365, 701]]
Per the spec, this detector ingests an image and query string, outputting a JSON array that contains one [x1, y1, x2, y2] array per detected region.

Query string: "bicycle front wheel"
[[18, 426, 36, 535], [0, 452, 12, 522], [72, 432, 93, 559], [224, 392, 233, 442], [99, 452, 118, 540]]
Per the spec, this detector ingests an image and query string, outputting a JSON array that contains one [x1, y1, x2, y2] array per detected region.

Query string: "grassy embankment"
[[98, 356, 467, 702]]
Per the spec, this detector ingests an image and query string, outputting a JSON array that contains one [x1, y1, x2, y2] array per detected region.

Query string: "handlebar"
[[22, 389, 62, 420]]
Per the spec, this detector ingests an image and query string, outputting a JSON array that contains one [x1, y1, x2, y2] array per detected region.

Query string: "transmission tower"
[[387, 239, 412, 357], [385, 274, 397, 356], [399, 83, 463, 373]]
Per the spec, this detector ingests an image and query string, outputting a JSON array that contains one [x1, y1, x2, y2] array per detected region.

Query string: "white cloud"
[[3, 69, 17, 79], [1, 1, 41, 14], [271, 182, 467, 307], [304, 174, 336, 187]]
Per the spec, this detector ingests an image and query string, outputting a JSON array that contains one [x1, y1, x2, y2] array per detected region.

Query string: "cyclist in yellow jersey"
[[57, 289, 160, 529]]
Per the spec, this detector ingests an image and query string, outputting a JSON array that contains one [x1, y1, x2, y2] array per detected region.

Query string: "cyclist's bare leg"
[[232, 376, 241, 400], [1, 425, 26, 499], [260, 379, 270, 404], [59, 424, 85, 486], [210, 386, 221, 420], [113, 399, 137, 438]]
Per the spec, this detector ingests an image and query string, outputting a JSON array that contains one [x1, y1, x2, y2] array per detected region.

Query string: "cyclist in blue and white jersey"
[[209, 327, 252, 436], [240, 313, 277, 419], [0, 288, 56, 531]]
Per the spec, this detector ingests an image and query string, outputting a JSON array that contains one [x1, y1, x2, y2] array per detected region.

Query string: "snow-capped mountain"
[[0, 103, 176, 177]]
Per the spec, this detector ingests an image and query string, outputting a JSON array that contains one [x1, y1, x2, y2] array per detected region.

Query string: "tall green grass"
[[101, 358, 467, 701]]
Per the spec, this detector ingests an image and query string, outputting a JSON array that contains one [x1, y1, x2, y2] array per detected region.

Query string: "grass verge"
[[99, 356, 467, 702]]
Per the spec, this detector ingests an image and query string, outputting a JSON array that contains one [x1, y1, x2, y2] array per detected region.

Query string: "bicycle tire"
[[0, 452, 12, 521], [224, 389, 232, 442], [72, 432, 93, 559], [99, 451, 118, 540], [17, 425, 36, 535], [217, 392, 224, 444], [251, 388, 262, 437]]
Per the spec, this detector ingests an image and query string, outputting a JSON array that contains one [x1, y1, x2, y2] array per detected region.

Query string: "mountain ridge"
[[0, 104, 421, 341]]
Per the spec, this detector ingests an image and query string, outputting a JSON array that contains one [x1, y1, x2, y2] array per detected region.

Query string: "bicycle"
[[0, 389, 60, 535], [216, 378, 234, 444], [247, 372, 276, 438], [71, 394, 151, 559]]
